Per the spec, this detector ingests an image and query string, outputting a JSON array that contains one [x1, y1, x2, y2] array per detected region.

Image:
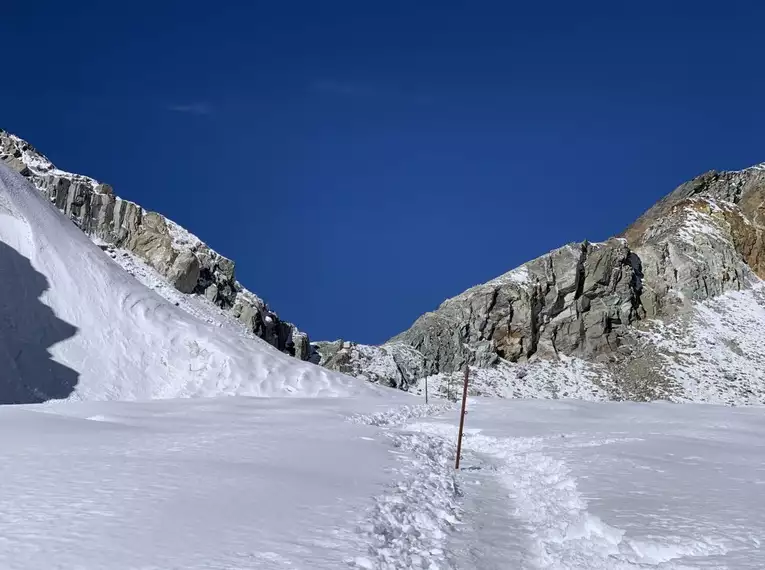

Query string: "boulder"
[[127, 212, 176, 275], [168, 251, 201, 293]]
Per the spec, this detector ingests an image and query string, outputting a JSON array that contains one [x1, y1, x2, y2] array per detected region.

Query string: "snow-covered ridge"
[[0, 132, 101, 185], [0, 161, 380, 402], [728, 161, 765, 173], [0, 128, 315, 362]]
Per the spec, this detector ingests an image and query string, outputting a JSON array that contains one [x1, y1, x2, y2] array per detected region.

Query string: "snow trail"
[[349, 401, 734, 569], [349, 404, 462, 569], [408, 414, 738, 569]]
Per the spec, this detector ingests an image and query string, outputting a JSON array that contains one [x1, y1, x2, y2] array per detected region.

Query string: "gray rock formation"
[[315, 340, 426, 389], [0, 128, 312, 360], [7, 125, 765, 402], [319, 163, 765, 402], [168, 251, 201, 293], [389, 238, 646, 375]]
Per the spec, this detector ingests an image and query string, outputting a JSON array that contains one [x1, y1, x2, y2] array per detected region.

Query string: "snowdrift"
[[0, 164, 380, 402]]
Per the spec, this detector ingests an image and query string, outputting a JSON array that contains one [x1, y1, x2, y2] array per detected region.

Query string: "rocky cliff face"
[[319, 164, 765, 404], [6, 126, 765, 402], [0, 128, 315, 361]]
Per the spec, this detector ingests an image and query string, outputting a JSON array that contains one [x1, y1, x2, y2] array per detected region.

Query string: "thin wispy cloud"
[[166, 103, 213, 116]]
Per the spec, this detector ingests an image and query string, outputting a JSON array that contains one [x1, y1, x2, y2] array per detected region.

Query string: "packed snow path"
[[407, 400, 765, 569], [350, 403, 461, 569]]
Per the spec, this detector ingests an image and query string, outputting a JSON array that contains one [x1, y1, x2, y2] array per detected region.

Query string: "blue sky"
[[3, 1, 765, 344]]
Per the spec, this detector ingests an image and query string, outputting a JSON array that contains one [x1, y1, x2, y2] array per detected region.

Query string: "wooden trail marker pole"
[[455, 365, 470, 470]]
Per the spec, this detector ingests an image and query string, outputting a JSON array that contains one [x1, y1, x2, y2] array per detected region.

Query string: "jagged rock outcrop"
[[314, 341, 426, 389], [7, 124, 765, 401], [319, 163, 765, 403], [389, 238, 646, 375], [0, 128, 314, 360]]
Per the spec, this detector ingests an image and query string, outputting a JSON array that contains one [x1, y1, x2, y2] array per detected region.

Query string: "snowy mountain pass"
[[4, 137, 765, 570], [408, 399, 765, 569]]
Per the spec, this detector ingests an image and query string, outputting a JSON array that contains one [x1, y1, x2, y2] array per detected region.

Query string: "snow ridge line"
[[348, 404, 461, 569]]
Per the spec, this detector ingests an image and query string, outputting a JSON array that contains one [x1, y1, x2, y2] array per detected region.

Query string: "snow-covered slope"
[[0, 128, 316, 363], [0, 163, 380, 402]]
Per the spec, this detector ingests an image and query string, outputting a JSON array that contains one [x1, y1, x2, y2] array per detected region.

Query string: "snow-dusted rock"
[[322, 164, 765, 403], [0, 128, 311, 361], [168, 251, 201, 293], [315, 341, 426, 389], [388, 238, 644, 373], [7, 123, 765, 403]]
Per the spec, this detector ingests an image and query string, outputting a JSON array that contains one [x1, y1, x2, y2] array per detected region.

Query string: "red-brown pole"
[[455, 365, 469, 469]]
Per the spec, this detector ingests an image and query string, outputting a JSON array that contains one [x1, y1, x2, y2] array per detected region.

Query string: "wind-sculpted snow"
[[0, 241, 79, 403], [0, 163, 380, 401]]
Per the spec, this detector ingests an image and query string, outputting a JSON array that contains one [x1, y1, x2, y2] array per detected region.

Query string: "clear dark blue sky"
[[3, 1, 765, 344]]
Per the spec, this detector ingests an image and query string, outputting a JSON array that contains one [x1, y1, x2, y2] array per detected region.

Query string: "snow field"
[[4, 135, 765, 570], [1, 393, 764, 568], [0, 397, 407, 569]]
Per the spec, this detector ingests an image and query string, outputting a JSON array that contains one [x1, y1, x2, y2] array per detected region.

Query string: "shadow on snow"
[[0, 241, 79, 404]]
